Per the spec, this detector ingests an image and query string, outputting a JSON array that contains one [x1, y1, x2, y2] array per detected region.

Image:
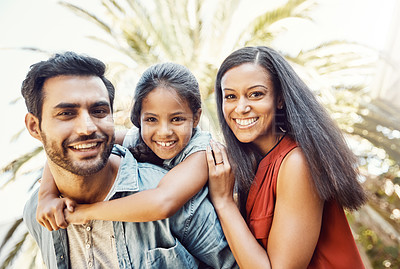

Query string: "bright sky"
[[0, 0, 397, 222]]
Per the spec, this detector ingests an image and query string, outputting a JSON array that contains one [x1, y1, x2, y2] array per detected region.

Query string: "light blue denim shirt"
[[23, 145, 237, 268]]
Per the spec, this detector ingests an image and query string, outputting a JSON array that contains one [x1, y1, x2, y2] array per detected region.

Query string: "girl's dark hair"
[[215, 46, 366, 214], [129, 62, 201, 164]]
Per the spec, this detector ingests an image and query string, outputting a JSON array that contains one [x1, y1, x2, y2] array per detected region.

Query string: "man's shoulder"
[[23, 187, 39, 225]]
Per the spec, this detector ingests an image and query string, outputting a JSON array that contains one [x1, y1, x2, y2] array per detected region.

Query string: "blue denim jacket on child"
[[23, 144, 237, 268]]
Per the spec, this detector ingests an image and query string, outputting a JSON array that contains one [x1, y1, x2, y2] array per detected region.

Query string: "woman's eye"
[[224, 94, 236, 100], [249, 91, 264, 98]]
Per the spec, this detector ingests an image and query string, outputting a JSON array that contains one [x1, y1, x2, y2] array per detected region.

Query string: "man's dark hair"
[[21, 51, 115, 124]]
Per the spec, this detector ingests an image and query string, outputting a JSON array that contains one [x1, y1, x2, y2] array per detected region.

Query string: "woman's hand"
[[206, 140, 236, 209], [36, 195, 76, 231]]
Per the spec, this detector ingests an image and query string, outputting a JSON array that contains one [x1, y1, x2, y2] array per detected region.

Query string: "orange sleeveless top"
[[246, 135, 364, 268]]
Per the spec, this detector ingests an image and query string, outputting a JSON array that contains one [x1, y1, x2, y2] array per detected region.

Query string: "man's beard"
[[41, 132, 115, 176]]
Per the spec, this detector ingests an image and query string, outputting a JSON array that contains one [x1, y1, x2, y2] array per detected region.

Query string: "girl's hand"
[[65, 204, 90, 225], [36, 195, 76, 231], [206, 140, 236, 209]]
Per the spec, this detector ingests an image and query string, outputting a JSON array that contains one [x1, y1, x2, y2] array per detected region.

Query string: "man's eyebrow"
[[91, 101, 111, 107], [54, 103, 79, 109]]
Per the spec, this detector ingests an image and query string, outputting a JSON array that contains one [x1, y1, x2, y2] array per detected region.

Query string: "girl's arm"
[[36, 162, 76, 231], [206, 141, 271, 269], [206, 140, 323, 269], [66, 150, 208, 224]]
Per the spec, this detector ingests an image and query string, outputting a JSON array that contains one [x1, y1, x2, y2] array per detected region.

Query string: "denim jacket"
[[23, 145, 237, 268]]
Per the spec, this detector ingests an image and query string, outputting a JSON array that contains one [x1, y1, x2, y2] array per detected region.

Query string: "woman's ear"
[[193, 108, 202, 128], [25, 113, 42, 141], [277, 96, 284, 110]]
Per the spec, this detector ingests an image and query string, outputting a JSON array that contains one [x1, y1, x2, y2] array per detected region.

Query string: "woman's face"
[[221, 63, 280, 151]]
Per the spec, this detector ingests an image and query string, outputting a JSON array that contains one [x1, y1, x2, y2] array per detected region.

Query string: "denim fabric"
[[123, 126, 211, 170], [23, 145, 237, 268]]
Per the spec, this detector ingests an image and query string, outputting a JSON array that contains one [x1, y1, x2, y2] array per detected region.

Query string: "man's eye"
[[58, 111, 74, 117], [92, 109, 108, 117]]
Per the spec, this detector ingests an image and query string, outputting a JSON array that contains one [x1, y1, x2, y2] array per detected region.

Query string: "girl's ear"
[[25, 113, 42, 142], [193, 108, 202, 128]]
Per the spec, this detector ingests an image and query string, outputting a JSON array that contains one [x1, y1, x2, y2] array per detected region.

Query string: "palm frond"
[[1, 146, 43, 188], [0, 231, 29, 269]]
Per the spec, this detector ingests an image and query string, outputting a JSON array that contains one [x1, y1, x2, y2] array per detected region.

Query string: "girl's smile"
[[140, 87, 201, 160]]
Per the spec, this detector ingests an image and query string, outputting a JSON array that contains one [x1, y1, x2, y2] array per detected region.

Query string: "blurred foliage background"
[[0, 0, 399, 268]]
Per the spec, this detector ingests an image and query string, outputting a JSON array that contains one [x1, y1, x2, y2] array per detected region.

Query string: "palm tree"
[[1, 0, 399, 267]]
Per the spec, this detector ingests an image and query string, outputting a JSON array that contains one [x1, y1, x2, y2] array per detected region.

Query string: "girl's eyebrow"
[[142, 112, 157, 117]]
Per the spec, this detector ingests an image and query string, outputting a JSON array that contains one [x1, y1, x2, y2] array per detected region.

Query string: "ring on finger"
[[215, 161, 224, 165]]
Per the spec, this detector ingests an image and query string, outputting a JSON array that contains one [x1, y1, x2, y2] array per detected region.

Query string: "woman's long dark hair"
[[215, 46, 366, 214], [129, 62, 202, 164]]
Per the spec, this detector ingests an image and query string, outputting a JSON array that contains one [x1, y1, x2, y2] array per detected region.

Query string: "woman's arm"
[[37, 162, 76, 231], [207, 141, 323, 269], [267, 147, 323, 268], [206, 141, 271, 269], [66, 150, 208, 224]]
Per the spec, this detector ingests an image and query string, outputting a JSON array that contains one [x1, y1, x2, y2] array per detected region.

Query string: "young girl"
[[206, 46, 367, 268], [36, 62, 212, 230]]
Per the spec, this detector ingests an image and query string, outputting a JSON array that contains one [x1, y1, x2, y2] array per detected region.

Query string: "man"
[[22, 52, 237, 268]]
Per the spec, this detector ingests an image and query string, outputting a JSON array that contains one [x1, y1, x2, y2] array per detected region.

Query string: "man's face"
[[38, 75, 115, 176]]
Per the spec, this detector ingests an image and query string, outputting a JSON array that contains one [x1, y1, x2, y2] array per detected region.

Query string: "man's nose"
[[75, 112, 97, 136]]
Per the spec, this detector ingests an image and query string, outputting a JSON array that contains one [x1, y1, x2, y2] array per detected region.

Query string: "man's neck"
[[48, 154, 121, 204]]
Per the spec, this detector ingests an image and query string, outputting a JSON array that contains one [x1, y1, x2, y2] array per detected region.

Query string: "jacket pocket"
[[146, 238, 199, 269]]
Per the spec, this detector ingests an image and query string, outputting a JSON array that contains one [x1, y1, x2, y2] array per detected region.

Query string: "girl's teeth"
[[157, 141, 174, 147]]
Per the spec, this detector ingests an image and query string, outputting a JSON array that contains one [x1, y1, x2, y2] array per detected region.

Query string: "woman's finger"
[[206, 145, 217, 169], [210, 140, 225, 166]]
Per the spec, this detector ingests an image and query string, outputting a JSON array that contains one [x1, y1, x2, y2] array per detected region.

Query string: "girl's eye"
[[171, 116, 185, 122], [144, 117, 157, 122]]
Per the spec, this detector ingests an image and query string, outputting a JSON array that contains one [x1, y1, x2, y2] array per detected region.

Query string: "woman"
[[206, 46, 366, 268]]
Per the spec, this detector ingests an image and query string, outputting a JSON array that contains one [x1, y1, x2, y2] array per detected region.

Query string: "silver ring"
[[215, 161, 224, 165]]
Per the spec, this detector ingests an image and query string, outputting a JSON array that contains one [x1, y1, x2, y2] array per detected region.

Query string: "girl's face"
[[221, 63, 281, 152], [140, 87, 201, 160]]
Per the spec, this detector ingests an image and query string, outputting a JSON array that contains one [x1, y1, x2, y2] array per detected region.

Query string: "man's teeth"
[[156, 141, 175, 147], [72, 143, 97, 150], [235, 118, 257, 126]]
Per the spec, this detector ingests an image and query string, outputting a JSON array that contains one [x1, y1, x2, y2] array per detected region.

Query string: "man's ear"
[[25, 113, 42, 141], [193, 108, 202, 128]]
